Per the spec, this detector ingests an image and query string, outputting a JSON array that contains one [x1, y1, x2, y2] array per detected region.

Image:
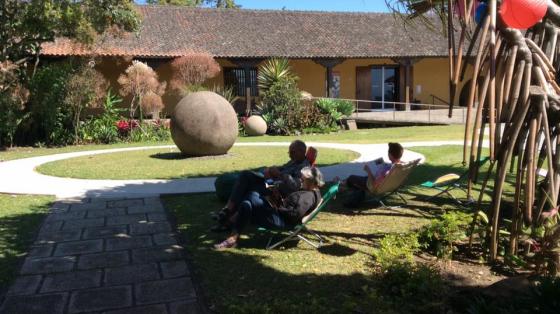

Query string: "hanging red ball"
[[499, 0, 548, 29]]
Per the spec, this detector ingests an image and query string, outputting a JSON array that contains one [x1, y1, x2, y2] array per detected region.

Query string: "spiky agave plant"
[[257, 58, 296, 95]]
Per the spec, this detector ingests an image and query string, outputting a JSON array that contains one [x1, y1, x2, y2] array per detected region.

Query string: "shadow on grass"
[[0, 201, 53, 296], [162, 192, 487, 313], [150, 152, 236, 160]]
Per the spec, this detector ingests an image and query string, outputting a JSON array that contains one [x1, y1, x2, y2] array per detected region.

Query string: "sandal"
[[214, 238, 237, 250]]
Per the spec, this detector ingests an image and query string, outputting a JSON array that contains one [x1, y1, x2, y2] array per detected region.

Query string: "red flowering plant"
[[116, 119, 139, 137]]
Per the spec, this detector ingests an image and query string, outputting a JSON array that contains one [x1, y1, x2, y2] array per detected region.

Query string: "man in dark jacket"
[[214, 166, 324, 249], [214, 140, 310, 227]]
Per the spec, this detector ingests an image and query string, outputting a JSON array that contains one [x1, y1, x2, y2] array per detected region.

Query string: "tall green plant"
[[257, 58, 295, 95], [28, 62, 75, 146], [65, 61, 108, 143], [0, 95, 27, 147], [80, 90, 124, 144]]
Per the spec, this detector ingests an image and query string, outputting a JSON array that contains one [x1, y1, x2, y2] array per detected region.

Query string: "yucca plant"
[[212, 85, 239, 104], [257, 58, 295, 95]]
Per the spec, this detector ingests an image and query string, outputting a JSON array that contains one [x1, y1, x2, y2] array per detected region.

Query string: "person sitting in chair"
[[213, 140, 310, 227], [214, 167, 324, 249], [340, 142, 404, 207]]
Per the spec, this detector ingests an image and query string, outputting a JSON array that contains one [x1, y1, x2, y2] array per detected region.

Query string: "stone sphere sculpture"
[[244, 115, 267, 136], [171, 91, 238, 156]]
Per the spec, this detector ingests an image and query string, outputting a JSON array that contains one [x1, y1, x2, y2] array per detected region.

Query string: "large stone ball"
[[171, 91, 238, 156], [244, 115, 267, 136]]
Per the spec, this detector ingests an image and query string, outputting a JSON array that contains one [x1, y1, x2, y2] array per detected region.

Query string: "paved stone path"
[[0, 197, 201, 314]]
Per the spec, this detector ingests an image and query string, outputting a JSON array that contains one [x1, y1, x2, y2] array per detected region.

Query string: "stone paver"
[[105, 263, 160, 285], [78, 251, 130, 270], [6, 275, 42, 296], [135, 278, 196, 305], [0, 293, 68, 314], [41, 270, 102, 293], [0, 197, 202, 314], [53, 239, 103, 256], [105, 235, 153, 251], [83, 225, 128, 239], [68, 285, 132, 313]]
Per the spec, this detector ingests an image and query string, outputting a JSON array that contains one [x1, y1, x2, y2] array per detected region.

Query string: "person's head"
[[300, 167, 324, 190], [289, 140, 307, 162], [388, 142, 403, 163]]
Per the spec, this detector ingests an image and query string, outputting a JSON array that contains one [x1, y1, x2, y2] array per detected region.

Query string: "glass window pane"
[[384, 68, 397, 102], [371, 68, 383, 109]]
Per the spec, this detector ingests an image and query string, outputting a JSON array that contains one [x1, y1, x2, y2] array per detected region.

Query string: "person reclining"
[[214, 167, 324, 249], [340, 142, 403, 206], [214, 140, 310, 226]]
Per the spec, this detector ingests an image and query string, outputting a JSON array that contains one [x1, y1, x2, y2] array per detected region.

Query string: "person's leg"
[[225, 170, 265, 211], [342, 176, 367, 208], [215, 192, 265, 249], [346, 175, 368, 191]]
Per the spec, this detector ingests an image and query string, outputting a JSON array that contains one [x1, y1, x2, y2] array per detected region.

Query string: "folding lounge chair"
[[258, 182, 339, 250], [420, 156, 489, 206], [365, 159, 421, 209]]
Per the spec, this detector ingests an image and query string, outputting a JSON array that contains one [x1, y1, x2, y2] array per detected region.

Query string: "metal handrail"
[[430, 94, 450, 107], [310, 96, 467, 124]]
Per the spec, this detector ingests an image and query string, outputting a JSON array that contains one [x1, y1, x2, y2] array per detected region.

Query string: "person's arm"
[[370, 163, 393, 189], [277, 193, 301, 220], [363, 164, 376, 185]]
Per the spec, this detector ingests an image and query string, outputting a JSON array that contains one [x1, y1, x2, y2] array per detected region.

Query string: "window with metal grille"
[[223, 67, 259, 97]]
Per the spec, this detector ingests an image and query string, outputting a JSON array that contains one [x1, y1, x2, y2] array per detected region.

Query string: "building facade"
[[41, 5, 472, 114]]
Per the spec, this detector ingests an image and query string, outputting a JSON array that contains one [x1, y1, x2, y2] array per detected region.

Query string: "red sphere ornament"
[[499, 0, 548, 29]]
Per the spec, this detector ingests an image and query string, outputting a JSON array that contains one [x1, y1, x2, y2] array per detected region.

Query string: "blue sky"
[[134, 0, 390, 12]]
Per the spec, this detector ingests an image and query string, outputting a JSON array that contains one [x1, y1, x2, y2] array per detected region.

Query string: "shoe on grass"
[[214, 238, 237, 250]]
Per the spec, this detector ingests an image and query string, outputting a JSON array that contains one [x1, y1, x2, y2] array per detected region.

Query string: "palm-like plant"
[[257, 58, 296, 95]]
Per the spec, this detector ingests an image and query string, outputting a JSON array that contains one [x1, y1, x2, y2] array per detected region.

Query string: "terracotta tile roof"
[[41, 5, 456, 59]]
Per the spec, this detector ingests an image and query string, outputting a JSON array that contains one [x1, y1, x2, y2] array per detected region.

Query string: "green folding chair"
[[258, 183, 339, 250], [420, 156, 490, 205]]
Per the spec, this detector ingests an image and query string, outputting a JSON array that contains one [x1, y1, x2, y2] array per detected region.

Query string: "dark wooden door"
[[356, 66, 371, 111]]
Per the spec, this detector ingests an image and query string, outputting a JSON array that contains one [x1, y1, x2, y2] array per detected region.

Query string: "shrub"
[[64, 60, 108, 143], [315, 98, 355, 128], [128, 120, 170, 142], [377, 263, 445, 313], [373, 233, 421, 270], [212, 85, 238, 104], [257, 58, 295, 95], [80, 90, 124, 144], [0, 67, 28, 147], [170, 53, 221, 93], [418, 211, 472, 259], [28, 61, 75, 146], [118, 60, 166, 120], [259, 77, 325, 135]]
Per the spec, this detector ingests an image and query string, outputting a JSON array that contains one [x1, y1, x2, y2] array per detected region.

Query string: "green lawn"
[[0, 125, 465, 162], [36, 146, 359, 180], [162, 145, 485, 313], [0, 194, 54, 292]]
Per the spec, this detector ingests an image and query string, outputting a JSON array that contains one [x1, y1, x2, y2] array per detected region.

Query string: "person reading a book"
[[213, 167, 324, 249], [213, 140, 310, 229], [340, 143, 404, 206]]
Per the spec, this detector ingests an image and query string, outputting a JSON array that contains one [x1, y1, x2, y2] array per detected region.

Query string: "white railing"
[[311, 97, 468, 124]]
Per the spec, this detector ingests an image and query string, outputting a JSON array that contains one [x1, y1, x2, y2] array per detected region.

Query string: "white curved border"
[[0, 141, 464, 198]]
